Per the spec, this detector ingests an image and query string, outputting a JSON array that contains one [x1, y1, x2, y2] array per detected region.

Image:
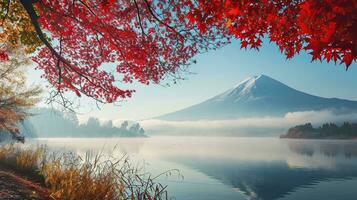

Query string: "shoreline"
[[0, 167, 49, 200]]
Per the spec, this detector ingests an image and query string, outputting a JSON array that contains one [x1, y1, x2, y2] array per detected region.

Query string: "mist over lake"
[[31, 137, 357, 200]]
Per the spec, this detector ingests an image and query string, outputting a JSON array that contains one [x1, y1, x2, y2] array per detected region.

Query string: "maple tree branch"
[[56, 36, 63, 87], [133, 0, 147, 37], [30, 1, 136, 76], [20, 0, 116, 104], [19, 0, 68, 82], [77, 0, 96, 16], [142, 0, 184, 38]]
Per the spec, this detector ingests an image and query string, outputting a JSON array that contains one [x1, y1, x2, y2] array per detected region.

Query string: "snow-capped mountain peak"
[[157, 75, 357, 121], [214, 75, 279, 102]]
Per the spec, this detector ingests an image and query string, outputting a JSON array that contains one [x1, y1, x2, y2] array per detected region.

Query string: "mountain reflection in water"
[[35, 137, 357, 200]]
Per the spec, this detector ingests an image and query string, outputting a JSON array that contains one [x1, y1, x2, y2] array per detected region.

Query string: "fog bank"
[[140, 110, 357, 136]]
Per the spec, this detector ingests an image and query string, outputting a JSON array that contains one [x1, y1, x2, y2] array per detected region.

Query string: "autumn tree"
[[0, 0, 42, 60], [2, 0, 221, 105], [0, 0, 355, 106], [0, 46, 41, 141], [185, 0, 356, 66]]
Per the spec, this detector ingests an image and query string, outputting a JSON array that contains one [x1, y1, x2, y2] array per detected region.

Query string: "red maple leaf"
[[4, 0, 355, 104]]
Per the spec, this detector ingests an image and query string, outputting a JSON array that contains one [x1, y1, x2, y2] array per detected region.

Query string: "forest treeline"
[[29, 108, 146, 138], [0, 108, 146, 140], [281, 122, 357, 139]]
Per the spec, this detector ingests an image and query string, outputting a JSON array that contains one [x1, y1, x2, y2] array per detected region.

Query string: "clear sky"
[[27, 39, 357, 122]]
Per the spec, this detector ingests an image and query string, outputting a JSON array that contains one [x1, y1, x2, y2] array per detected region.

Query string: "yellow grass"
[[0, 144, 170, 200]]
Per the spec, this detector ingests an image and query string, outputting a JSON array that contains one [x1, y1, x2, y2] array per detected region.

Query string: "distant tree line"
[[5, 108, 146, 138], [281, 122, 357, 139], [79, 117, 145, 138]]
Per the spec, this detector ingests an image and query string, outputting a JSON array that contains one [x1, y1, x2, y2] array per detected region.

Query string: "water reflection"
[[286, 140, 357, 158], [33, 137, 357, 200], [160, 138, 357, 200], [170, 159, 357, 200]]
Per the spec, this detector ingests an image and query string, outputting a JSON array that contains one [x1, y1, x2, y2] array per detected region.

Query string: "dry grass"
[[0, 144, 171, 200]]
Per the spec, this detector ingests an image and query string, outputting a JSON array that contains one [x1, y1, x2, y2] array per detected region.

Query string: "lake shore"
[[0, 168, 49, 200], [0, 143, 168, 200]]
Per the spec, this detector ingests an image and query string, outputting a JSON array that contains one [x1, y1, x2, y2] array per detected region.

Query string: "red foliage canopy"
[[2, 0, 356, 103], [185, 0, 356, 66], [18, 0, 222, 103]]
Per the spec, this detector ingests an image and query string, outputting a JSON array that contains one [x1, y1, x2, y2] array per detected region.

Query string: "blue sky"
[[28, 39, 357, 121]]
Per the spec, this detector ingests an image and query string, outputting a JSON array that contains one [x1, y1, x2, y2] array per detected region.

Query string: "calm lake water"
[[33, 137, 357, 200]]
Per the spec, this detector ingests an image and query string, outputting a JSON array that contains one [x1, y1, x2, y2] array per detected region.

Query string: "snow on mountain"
[[157, 75, 357, 121]]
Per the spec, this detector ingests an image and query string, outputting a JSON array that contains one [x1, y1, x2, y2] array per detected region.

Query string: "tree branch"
[[19, 0, 117, 103]]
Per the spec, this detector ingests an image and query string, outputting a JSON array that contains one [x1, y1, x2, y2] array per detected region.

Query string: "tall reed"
[[0, 144, 171, 200]]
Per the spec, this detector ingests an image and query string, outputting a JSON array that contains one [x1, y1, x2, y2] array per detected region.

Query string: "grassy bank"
[[0, 144, 169, 200]]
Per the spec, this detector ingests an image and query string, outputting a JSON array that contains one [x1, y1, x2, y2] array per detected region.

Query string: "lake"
[[32, 137, 357, 200]]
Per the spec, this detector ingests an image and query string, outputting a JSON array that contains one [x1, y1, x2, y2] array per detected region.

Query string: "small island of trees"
[[281, 122, 357, 139]]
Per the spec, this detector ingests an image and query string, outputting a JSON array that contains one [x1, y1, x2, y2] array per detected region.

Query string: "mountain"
[[157, 75, 357, 121]]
